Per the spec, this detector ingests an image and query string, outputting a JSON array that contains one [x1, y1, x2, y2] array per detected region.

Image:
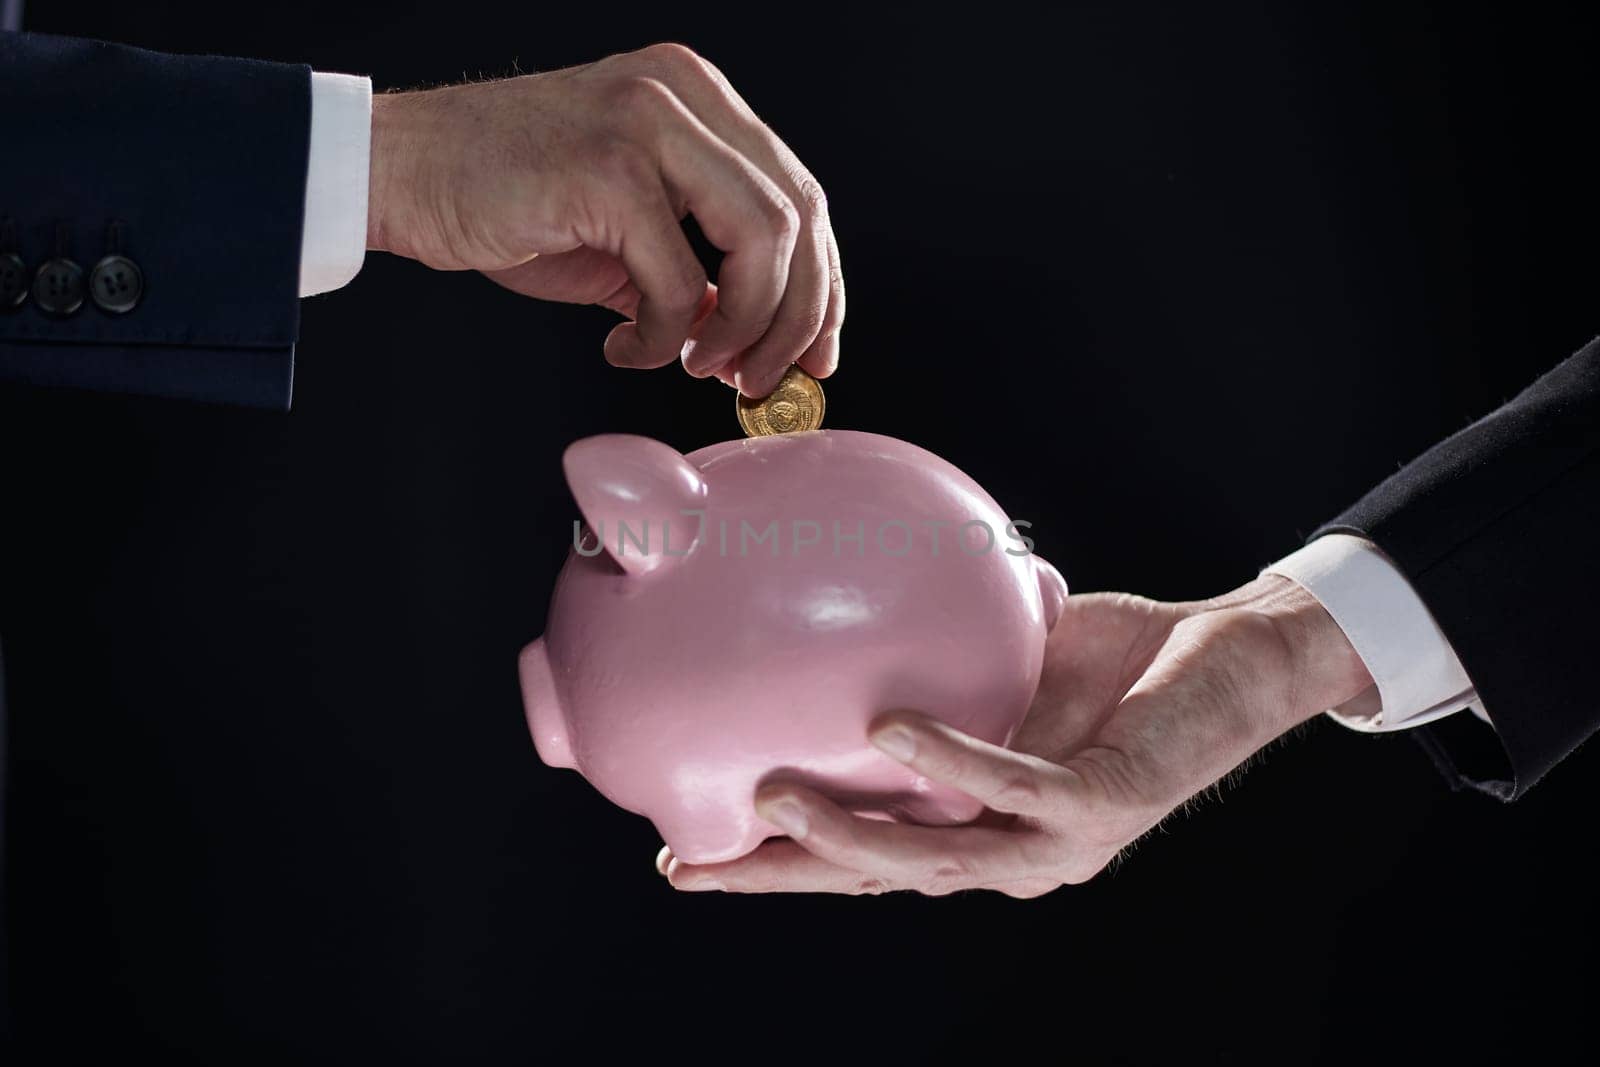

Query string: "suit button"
[[0, 252, 27, 309], [89, 254, 144, 314], [33, 257, 85, 316]]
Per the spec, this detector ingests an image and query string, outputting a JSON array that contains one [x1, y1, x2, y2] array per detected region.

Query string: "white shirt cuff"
[[299, 72, 372, 297], [1264, 533, 1489, 733]]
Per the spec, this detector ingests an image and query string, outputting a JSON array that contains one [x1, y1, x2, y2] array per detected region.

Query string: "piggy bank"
[[519, 430, 1067, 864]]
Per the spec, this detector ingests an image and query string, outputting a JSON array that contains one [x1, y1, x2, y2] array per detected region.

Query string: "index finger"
[[627, 45, 846, 386], [656, 116, 800, 385], [868, 710, 1076, 818]]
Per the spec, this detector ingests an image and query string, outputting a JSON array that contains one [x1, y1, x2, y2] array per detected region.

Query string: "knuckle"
[[640, 41, 708, 77], [760, 298, 826, 353], [922, 856, 980, 896], [757, 192, 801, 244], [641, 42, 736, 99], [792, 173, 830, 221], [608, 74, 678, 119], [828, 256, 845, 295], [851, 878, 891, 896], [824, 265, 846, 325]]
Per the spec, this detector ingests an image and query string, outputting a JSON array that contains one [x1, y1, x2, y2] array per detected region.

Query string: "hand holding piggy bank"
[[519, 430, 1067, 864]]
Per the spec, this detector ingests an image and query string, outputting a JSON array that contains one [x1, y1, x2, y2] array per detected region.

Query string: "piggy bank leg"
[[653, 813, 774, 867], [1034, 555, 1068, 632], [651, 775, 784, 865], [888, 782, 986, 828], [519, 639, 575, 769]]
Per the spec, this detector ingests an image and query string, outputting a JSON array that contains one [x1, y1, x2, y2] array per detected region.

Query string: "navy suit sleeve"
[[0, 33, 312, 409], [1315, 338, 1600, 799]]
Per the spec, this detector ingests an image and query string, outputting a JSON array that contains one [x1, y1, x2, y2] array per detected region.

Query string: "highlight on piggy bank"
[[520, 430, 1067, 865]]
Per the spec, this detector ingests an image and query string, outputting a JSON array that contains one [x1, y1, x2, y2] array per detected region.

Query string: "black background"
[[3, 1, 1598, 1062]]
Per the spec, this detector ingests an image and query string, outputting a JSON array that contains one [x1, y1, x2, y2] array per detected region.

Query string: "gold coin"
[[736, 365, 826, 437]]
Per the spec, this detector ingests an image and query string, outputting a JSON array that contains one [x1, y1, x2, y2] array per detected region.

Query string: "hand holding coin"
[[736, 365, 826, 437]]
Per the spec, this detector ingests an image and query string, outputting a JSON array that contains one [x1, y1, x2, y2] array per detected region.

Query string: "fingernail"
[[762, 799, 809, 839], [603, 326, 640, 368], [871, 726, 917, 763], [820, 335, 840, 376], [654, 845, 673, 876], [680, 338, 707, 374], [735, 371, 774, 399]]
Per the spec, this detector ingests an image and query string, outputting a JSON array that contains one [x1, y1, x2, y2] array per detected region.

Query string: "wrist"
[[366, 92, 412, 255], [1206, 575, 1374, 732]]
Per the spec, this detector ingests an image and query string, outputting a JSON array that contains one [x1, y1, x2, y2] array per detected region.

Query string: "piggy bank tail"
[[519, 639, 576, 769], [1034, 556, 1068, 632]]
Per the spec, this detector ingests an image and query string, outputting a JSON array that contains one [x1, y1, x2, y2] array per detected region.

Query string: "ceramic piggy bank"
[[519, 430, 1067, 864]]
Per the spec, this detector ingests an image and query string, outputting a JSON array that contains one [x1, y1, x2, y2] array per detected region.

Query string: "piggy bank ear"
[[563, 434, 709, 576]]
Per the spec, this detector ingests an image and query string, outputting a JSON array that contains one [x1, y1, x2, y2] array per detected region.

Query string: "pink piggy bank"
[[519, 430, 1067, 864]]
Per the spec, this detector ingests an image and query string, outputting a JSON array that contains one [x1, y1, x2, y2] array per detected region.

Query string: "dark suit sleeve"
[[0, 33, 311, 409], [1315, 337, 1600, 799]]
